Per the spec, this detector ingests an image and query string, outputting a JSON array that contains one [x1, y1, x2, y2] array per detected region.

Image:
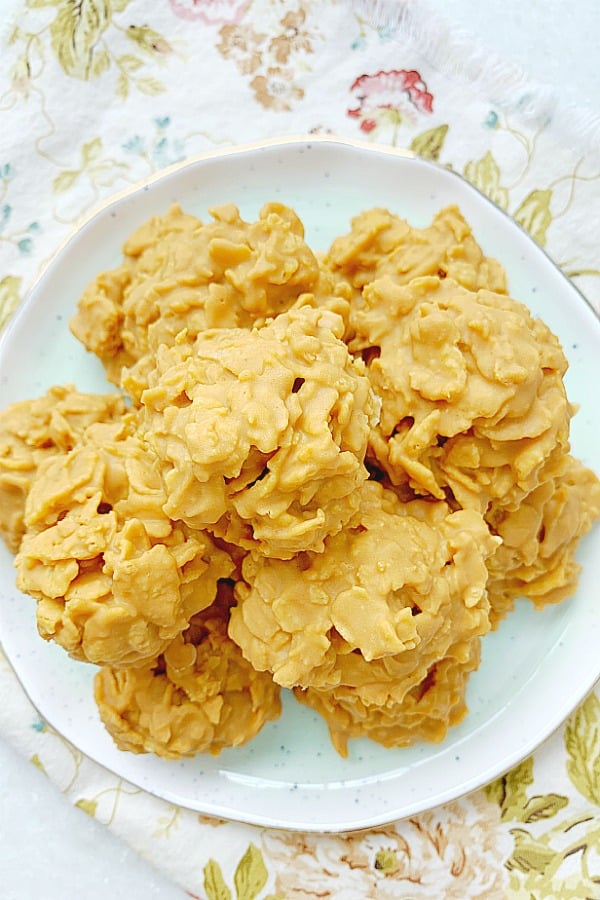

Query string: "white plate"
[[1, 137, 599, 832]]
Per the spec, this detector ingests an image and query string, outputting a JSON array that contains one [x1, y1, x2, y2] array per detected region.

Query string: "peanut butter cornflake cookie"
[[70, 201, 334, 397], [349, 274, 572, 513], [15, 421, 234, 668], [324, 205, 507, 295], [228, 481, 498, 692], [140, 304, 378, 559], [0, 385, 127, 553], [295, 637, 482, 757], [485, 454, 600, 622], [94, 586, 281, 758]]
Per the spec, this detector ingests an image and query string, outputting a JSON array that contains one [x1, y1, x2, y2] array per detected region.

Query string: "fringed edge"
[[351, 0, 600, 154]]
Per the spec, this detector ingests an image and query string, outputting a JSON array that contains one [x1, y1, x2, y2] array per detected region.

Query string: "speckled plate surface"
[[1, 137, 599, 832]]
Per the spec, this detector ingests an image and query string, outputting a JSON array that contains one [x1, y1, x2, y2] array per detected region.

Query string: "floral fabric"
[[1, 1, 599, 897]]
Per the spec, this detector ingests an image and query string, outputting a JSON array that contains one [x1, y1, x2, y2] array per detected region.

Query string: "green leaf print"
[[565, 691, 600, 805], [464, 150, 509, 209], [75, 798, 98, 817], [23, 0, 168, 99], [203, 859, 232, 900], [485, 756, 534, 821], [513, 188, 553, 246], [125, 24, 173, 57], [53, 169, 80, 193], [90, 46, 110, 78], [49, 0, 112, 80], [115, 71, 129, 100], [486, 758, 569, 825], [0, 275, 22, 331], [234, 844, 268, 900], [135, 76, 165, 97], [81, 137, 103, 164], [410, 124, 449, 161], [520, 793, 569, 823], [29, 753, 47, 775], [116, 53, 143, 73], [506, 828, 556, 875]]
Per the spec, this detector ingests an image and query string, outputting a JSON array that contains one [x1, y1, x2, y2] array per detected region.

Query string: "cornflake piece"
[[141, 304, 378, 558], [15, 422, 234, 667], [94, 585, 281, 758], [0, 385, 127, 553], [229, 481, 498, 689]]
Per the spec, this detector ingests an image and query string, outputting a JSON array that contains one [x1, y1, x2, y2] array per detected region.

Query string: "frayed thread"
[[351, 0, 600, 154]]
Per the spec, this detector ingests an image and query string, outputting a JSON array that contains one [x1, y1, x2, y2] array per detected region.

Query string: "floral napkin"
[[1, 1, 599, 897]]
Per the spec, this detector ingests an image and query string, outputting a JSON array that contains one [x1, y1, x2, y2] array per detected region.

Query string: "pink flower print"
[[168, 0, 250, 25], [348, 69, 434, 143]]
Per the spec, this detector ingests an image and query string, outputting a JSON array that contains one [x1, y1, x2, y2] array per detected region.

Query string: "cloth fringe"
[[351, 0, 600, 155]]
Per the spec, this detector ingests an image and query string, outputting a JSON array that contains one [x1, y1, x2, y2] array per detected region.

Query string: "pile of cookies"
[[1, 201, 597, 757]]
